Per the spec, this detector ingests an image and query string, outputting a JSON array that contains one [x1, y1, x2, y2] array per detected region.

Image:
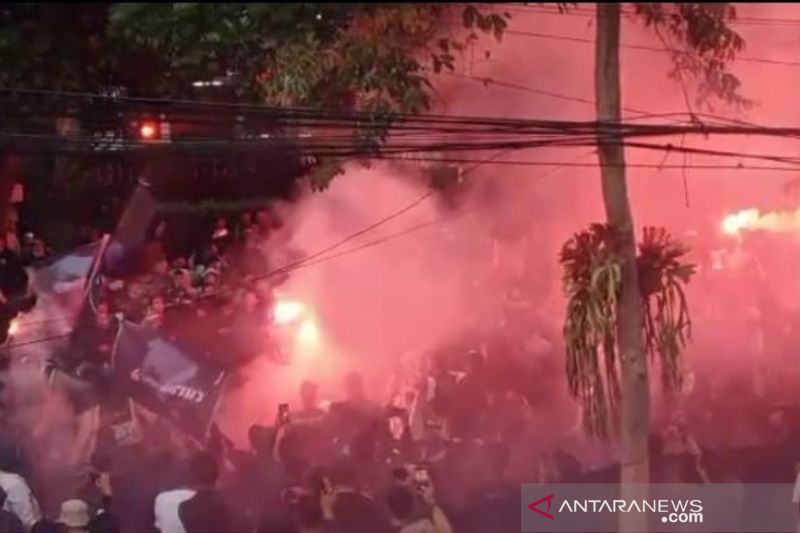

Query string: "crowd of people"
[[6, 328, 798, 533], [6, 199, 800, 532], [67, 209, 291, 377], [0, 358, 535, 533], [0, 202, 559, 533]]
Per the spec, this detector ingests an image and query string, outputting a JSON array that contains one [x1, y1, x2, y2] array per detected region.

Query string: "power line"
[[438, 70, 650, 117], [622, 140, 800, 168], [244, 149, 515, 283], [436, 71, 768, 133], [287, 216, 467, 271], [270, 191, 435, 276], [6, 87, 790, 146], [381, 155, 800, 172], [291, 148, 597, 270], [505, 28, 800, 68], [11, 88, 800, 144], [435, 74, 768, 129], [500, 4, 800, 29], [6, 129, 800, 171], [0, 87, 619, 130]]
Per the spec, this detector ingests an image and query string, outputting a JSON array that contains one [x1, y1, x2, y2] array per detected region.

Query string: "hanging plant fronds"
[[559, 224, 621, 438], [559, 224, 695, 440], [637, 226, 696, 394]]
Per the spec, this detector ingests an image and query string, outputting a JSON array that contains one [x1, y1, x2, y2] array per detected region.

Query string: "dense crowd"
[[6, 333, 800, 533], [6, 205, 800, 532], [67, 209, 291, 377], [0, 362, 531, 533]]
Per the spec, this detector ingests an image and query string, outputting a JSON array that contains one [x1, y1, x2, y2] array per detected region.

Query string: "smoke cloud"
[[9, 3, 800, 466], [220, 3, 800, 447]]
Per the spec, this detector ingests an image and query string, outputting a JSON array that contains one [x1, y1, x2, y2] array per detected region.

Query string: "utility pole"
[[594, 4, 649, 532]]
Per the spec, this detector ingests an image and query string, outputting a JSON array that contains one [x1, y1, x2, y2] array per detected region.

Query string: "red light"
[[139, 122, 157, 140]]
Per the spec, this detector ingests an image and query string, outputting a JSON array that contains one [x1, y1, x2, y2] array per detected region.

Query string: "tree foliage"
[[0, 4, 507, 235], [108, 4, 507, 189], [559, 224, 695, 438], [0, 4, 166, 100], [631, 3, 748, 109], [108, 4, 507, 112]]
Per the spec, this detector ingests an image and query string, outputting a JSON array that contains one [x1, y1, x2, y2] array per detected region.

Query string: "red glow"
[[139, 122, 157, 140]]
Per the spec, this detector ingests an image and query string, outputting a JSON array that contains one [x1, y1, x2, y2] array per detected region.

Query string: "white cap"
[[58, 499, 90, 528]]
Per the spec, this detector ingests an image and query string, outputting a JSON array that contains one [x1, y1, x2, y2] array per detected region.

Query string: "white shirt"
[[399, 518, 437, 533], [792, 471, 800, 533], [792, 471, 800, 504], [0, 470, 41, 529], [154, 489, 196, 533]]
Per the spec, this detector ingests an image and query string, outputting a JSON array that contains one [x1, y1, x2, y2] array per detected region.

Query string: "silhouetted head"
[[186, 452, 218, 489], [386, 485, 416, 523], [293, 494, 324, 533], [248, 425, 274, 457]]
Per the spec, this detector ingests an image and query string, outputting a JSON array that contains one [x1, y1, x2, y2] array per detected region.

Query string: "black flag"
[[112, 321, 227, 440]]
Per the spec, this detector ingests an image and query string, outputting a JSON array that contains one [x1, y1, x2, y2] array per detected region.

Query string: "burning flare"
[[297, 319, 320, 347], [722, 209, 760, 235], [273, 299, 304, 325], [272, 296, 323, 357], [722, 207, 800, 235]]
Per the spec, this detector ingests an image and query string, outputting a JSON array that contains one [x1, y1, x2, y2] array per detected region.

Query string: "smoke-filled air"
[[5, 3, 800, 533]]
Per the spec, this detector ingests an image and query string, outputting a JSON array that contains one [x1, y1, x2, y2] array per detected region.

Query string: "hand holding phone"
[[278, 403, 291, 426], [320, 477, 337, 520], [95, 472, 112, 497], [413, 466, 431, 495], [414, 467, 436, 505]]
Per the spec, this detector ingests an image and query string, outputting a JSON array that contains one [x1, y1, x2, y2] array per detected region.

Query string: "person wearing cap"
[[58, 499, 90, 533]]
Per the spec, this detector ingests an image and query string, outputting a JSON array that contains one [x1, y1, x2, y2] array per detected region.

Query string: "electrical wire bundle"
[[4, 87, 800, 170]]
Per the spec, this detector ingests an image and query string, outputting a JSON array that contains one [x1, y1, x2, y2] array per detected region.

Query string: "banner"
[[17, 239, 106, 347], [112, 321, 227, 440], [30, 241, 103, 299]]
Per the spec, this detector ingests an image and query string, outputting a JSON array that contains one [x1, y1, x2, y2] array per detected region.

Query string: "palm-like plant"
[[560, 224, 695, 438]]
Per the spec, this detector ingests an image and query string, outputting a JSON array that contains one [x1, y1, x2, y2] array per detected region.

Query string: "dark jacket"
[[0, 509, 23, 533], [178, 489, 233, 533]]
